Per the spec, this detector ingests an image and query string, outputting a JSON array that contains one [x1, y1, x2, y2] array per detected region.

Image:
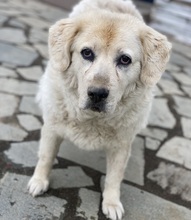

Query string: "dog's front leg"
[[102, 145, 131, 220], [28, 124, 63, 197]]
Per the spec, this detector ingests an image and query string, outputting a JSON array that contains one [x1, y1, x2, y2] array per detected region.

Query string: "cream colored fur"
[[28, 0, 171, 219]]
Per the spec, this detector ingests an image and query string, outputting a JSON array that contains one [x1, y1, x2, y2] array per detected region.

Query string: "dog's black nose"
[[88, 87, 109, 103]]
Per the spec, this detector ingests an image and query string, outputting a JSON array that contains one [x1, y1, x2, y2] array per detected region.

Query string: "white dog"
[[28, 0, 171, 219]]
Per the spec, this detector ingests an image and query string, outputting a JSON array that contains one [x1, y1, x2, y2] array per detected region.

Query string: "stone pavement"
[[0, 0, 191, 219]]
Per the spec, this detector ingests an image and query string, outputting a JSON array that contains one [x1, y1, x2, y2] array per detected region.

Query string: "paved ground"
[[0, 0, 191, 219]]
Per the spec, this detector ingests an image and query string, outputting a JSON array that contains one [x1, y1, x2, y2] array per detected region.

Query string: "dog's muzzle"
[[86, 87, 109, 112]]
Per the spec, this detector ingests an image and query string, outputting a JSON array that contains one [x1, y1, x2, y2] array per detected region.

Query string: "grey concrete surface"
[[101, 176, 191, 220], [0, 173, 66, 220]]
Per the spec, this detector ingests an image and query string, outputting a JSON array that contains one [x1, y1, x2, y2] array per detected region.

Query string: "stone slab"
[[148, 98, 176, 129], [181, 86, 191, 97], [5, 141, 39, 167], [0, 14, 7, 25], [172, 41, 191, 59], [0, 2, 7, 8], [19, 96, 41, 116], [166, 63, 181, 72], [145, 137, 161, 151], [0, 123, 27, 141], [58, 137, 145, 186], [170, 52, 191, 67], [8, 19, 26, 29], [40, 7, 68, 22], [100, 176, 191, 220], [0, 173, 66, 220], [154, 85, 163, 96], [17, 0, 56, 11], [181, 117, 191, 139], [126, 137, 145, 186], [0, 28, 26, 44], [5, 141, 58, 167], [77, 188, 100, 220], [157, 137, 191, 170], [50, 167, 94, 189], [43, 59, 48, 68], [58, 140, 105, 175], [0, 78, 37, 95], [139, 127, 168, 141], [161, 71, 174, 81], [17, 66, 43, 81], [0, 42, 38, 66], [17, 114, 42, 131], [2, 62, 17, 69], [173, 96, 191, 118], [0, 8, 22, 16], [18, 16, 51, 29], [172, 72, 191, 86], [184, 67, 191, 76], [34, 43, 49, 59], [0, 66, 18, 78], [158, 79, 183, 95], [19, 44, 36, 52], [29, 28, 48, 44], [147, 162, 191, 202], [0, 93, 19, 118]]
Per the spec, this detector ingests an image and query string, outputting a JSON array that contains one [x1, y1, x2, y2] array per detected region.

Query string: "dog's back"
[[70, 0, 143, 21]]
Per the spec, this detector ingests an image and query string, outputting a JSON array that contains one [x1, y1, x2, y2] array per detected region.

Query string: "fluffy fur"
[[28, 0, 171, 219]]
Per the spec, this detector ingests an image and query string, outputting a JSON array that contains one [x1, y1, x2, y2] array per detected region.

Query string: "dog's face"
[[49, 13, 171, 114], [71, 20, 142, 114]]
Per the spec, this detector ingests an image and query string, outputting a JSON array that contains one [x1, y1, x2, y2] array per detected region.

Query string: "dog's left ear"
[[140, 26, 172, 86], [49, 18, 78, 71]]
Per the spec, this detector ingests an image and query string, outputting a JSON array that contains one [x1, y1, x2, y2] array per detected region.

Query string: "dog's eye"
[[117, 55, 132, 66], [81, 48, 95, 62]]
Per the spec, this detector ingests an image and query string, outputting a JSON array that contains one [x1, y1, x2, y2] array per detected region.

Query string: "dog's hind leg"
[[102, 145, 131, 220], [28, 124, 63, 197]]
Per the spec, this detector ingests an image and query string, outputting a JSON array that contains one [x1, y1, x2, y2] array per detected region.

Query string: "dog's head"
[[49, 12, 171, 114]]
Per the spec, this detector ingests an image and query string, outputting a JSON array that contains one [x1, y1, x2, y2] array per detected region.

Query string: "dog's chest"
[[56, 119, 121, 150]]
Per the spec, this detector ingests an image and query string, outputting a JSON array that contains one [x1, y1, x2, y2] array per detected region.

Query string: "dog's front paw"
[[102, 199, 124, 220], [27, 176, 49, 197]]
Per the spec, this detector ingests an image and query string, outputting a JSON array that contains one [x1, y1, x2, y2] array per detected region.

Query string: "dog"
[[28, 0, 171, 219]]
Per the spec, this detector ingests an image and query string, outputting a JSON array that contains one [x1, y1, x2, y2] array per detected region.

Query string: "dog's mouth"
[[90, 106, 104, 112], [85, 101, 106, 113]]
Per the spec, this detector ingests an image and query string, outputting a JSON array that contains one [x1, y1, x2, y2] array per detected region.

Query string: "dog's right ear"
[[49, 18, 78, 71]]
